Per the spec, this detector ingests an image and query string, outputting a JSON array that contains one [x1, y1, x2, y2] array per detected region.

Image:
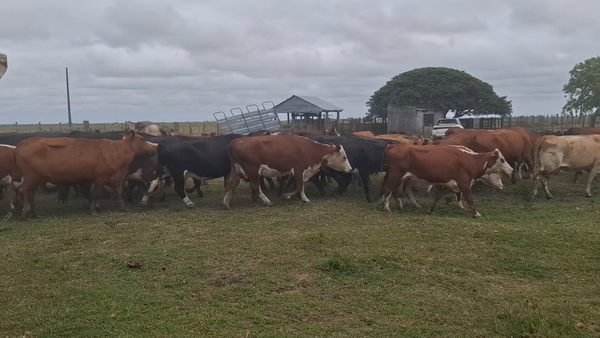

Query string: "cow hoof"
[[120, 207, 128, 212], [473, 212, 481, 218], [282, 194, 292, 199], [586, 193, 592, 198]]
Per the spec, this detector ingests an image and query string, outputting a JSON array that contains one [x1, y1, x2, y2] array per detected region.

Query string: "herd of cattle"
[[0, 124, 599, 220]]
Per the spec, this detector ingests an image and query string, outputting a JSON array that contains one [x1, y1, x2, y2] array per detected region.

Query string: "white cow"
[[532, 134, 600, 198]]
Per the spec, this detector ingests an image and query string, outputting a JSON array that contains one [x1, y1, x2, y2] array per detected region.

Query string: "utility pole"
[[66, 67, 72, 127]]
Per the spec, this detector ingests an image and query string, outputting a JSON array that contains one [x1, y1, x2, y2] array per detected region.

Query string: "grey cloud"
[[1, 0, 599, 124]]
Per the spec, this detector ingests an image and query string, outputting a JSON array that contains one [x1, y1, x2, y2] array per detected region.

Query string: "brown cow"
[[434, 129, 488, 146], [222, 134, 352, 209], [12, 131, 157, 218], [352, 131, 375, 137], [375, 134, 424, 144], [468, 127, 535, 183], [379, 144, 513, 217]]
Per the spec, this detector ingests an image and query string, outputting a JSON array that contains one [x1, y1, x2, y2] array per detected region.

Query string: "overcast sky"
[[0, 0, 598, 124]]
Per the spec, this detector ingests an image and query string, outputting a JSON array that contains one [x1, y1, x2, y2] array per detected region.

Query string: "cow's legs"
[[249, 175, 272, 206], [511, 162, 519, 184], [458, 185, 480, 218], [378, 172, 402, 212], [359, 172, 372, 202], [308, 175, 326, 196], [90, 182, 105, 215], [265, 177, 276, 190], [541, 176, 553, 198], [277, 176, 290, 196], [259, 177, 268, 193], [140, 177, 162, 205], [185, 178, 205, 197], [56, 185, 71, 202], [173, 175, 195, 208], [427, 186, 447, 215], [112, 183, 127, 212], [585, 166, 600, 197], [402, 180, 422, 208], [222, 171, 241, 210], [283, 174, 306, 201]]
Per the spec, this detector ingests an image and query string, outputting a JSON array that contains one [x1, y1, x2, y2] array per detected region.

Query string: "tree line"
[[366, 56, 600, 122]]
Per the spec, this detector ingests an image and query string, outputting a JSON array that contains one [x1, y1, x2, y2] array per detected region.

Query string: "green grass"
[[0, 174, 599, 337]]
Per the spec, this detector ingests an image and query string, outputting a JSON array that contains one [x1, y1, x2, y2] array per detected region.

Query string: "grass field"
[[0, 174, 599, 337]]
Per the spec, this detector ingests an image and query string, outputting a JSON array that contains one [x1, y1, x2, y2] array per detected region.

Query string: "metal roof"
[[274, 95, 344, 114]]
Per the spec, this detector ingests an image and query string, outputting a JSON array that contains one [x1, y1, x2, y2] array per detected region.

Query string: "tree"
[[562, 56, 600, 119], [366, 67, 512, 119]]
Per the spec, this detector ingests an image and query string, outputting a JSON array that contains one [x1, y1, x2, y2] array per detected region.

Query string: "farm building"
[[387, 104, 446, 136], [387, 104, 504, 137], [274, 95, 343, 131]]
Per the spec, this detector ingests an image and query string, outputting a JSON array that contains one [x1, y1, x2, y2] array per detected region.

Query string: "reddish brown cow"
[[352, 131, 375, 137], [375, 134, 425, 144], [469, 127, 536, 183], [222, 134, 352, 209], [379, 144, 513, 218], [12, 131, 157, 218], [433, 129, 488, 146]]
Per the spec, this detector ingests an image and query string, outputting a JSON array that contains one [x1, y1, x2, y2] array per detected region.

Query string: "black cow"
[[277, 133, 398, 202], [140, 134, 248, 208]]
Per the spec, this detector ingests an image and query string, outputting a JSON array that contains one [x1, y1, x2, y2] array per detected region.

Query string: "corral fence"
[[0, 121, 222, 135], [0, 114, 594, 136], [502, 114, 594, 132]]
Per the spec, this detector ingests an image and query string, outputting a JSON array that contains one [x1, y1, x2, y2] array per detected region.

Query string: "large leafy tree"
[[366, 67, 512, 119], [562, 56, 600, 117]]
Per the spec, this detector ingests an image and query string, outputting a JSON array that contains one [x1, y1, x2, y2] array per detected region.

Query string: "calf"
[[379, 144, 513, 218], [222, 134, 353, 209]]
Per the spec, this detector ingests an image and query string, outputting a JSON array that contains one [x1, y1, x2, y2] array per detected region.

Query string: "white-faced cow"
[[222, 134, 352, 209]]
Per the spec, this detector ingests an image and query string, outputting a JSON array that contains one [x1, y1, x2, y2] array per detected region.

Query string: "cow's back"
[[15, 137, 130, 184], [536, 135, 600, 172]]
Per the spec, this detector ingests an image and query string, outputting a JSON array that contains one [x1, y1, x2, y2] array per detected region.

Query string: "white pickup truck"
[[431, 118, 464, 140]]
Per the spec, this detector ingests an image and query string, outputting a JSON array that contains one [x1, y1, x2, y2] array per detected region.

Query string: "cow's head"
[[477, 172, 504, 191], [485, 148, 514, 177], [123, 130, 157, 156], [323, 144, 353, 173]]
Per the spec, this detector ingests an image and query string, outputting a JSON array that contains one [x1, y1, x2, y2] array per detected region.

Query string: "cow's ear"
[[492, 148, 500, 158], [335, 144, 341, 152]]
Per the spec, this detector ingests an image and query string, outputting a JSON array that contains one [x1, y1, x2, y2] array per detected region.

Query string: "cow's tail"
[[532, 135, 547, 174], [381, 142, 393, 173]]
